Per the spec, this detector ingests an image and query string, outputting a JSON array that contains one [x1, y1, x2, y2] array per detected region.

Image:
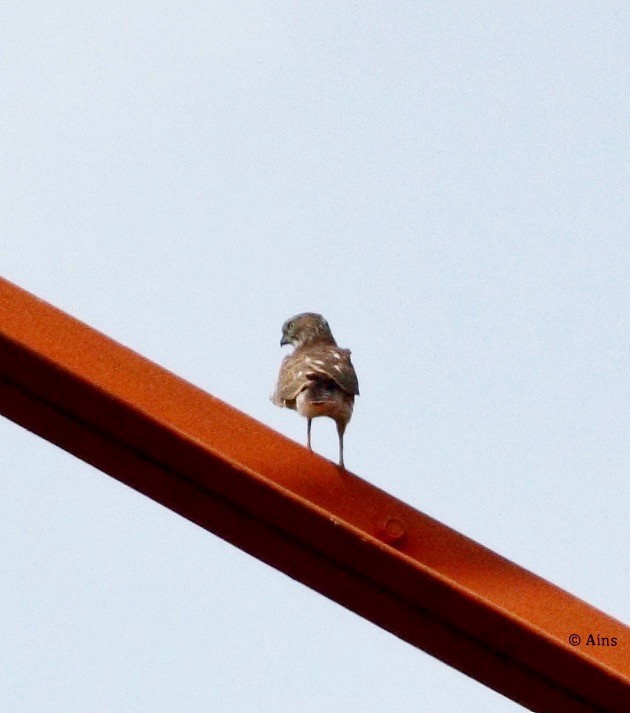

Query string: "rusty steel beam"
[[0, 275, 628, 712]]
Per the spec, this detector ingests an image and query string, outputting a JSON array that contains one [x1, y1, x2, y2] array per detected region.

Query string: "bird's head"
[[280, 312, 336, 348]]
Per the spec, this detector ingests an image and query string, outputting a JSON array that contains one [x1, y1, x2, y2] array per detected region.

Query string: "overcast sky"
[[1, 3, 628, 712]]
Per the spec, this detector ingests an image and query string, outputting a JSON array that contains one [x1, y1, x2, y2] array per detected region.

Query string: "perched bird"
[[272, 312, 359, 468]]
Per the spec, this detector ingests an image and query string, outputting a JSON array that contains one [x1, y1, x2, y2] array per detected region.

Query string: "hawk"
[[272, 312, 359, 468]]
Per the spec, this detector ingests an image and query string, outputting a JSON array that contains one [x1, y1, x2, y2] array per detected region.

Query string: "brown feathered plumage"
[[272, 312, 359, 468]]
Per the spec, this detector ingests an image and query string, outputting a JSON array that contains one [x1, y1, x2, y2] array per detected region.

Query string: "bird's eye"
[[287, 321, 295, 331]]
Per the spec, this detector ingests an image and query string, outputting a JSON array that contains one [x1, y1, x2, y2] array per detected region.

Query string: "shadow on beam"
[[0, 276, 628, 712]]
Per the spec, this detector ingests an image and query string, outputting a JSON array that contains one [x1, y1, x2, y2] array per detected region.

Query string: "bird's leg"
[[336, 420, 346, 469], [306, 418, 312, 450]]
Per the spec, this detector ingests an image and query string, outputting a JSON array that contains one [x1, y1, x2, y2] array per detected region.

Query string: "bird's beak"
[[280, 335, 289, 347]]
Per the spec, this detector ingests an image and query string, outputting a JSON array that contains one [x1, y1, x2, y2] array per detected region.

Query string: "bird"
[[272, 312, 359, 468]]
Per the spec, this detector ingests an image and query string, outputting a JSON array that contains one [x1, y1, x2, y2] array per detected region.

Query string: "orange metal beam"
[[0, 275, 628, 712]]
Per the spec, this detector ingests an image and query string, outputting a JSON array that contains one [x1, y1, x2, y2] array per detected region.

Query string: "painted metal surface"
[[0, 276, 628, 712]]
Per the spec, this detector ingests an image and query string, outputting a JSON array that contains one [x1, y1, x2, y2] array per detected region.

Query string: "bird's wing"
[[272, 353, 311, 406], [297, 344, 360, 396], [272, 345, 360, 407]]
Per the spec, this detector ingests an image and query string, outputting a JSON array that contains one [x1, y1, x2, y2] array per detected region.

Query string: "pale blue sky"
[[1, 3, 628, 711]]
